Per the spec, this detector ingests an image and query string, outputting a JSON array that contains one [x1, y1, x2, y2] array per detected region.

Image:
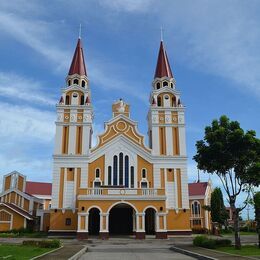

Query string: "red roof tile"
[[68, 38, 87, 76], [25, 181, 52, 196], [154, 41, 173, 79], [188, 182, 208, 196]]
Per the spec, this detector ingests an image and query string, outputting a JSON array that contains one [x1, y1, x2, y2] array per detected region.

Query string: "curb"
[[170, 246, 217, 260], [68, 246, 88, 260], [31, 246, 64, 260]]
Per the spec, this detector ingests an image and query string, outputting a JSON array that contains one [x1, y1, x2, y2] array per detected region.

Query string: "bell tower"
[[54, 38, 93, 157], [51, 37, 93, 210], [148, 40, 186, 157]]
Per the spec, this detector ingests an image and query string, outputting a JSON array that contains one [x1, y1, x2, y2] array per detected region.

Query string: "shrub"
[[22, 239, 61, 248], [215, 239, 232, 247], [193, 236, 231, 249]]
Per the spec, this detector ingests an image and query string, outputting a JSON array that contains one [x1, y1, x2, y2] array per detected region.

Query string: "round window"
[[164, 95, 169, 100], [73, 93, 78, 98]]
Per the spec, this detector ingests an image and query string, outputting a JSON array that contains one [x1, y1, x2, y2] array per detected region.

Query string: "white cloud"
[[0, 102, 55, 142], [162, 1, 260, 100], [0, 72, 56, 106]]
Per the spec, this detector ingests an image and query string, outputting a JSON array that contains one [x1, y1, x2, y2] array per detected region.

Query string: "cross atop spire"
[[160, 26, 164, 42], [79, 23, 82, 39], [154, 40, 173, 79], [68, 38, 87, 76]]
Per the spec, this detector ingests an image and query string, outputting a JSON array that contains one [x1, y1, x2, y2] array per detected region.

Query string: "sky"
[[0, 0, 259, 219]]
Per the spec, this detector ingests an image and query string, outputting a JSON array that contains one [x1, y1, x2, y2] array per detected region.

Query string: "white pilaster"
[[165, 126, 173, 155], [68, 125, 76, 154]]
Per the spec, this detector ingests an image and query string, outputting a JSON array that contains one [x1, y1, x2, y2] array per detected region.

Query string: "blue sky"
[[0, 0, 259, 218]]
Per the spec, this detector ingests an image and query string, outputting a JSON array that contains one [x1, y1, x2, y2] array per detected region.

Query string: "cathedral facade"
[[49, 37, 191, 239]]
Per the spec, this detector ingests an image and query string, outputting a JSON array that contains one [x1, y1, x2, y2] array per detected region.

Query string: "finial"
[[79, 23, 82, 39], [160, 26, 164, 42]]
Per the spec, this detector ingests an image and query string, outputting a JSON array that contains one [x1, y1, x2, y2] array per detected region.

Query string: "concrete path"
[[79, 238, 195, 260]]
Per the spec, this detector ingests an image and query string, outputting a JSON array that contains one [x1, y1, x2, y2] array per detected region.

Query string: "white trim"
[[0, 203, 33, 220], [143, 205, 158, 213], [86, 205, 102, 214], [107, 201, 138, 213], [78, 195, 166, 201]]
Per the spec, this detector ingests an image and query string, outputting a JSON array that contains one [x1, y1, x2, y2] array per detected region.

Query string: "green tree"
[[193, 115, 259, 249], [210, 188, 228, 226], [254, 192, 260, 248]]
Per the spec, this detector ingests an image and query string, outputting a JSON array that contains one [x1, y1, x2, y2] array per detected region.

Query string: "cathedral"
[[0, 36, 212, 238], [50, 37, 190, 239]]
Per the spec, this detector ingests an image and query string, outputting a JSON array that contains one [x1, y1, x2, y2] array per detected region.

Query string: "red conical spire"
[[68, 38, 87, 76], [154, 41, 173, 79]]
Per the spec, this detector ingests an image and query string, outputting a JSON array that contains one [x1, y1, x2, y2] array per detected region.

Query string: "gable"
[[92, 117, 150, 153]]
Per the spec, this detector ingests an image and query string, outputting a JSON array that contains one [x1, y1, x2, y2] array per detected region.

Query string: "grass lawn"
[[0, 232, 48, 238], [0, 244, 53, 259], [217, 245, 260, 256]]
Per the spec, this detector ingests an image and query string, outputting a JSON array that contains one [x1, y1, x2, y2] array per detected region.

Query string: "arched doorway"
[[109, 203, 135, 235], [145, 208, 156, 235], [88, 208, 100, 235]]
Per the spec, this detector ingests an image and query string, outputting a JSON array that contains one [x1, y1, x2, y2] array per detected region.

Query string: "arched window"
[[192, 201, 201, 216], [156, 82, 160, 89], [163, 81, 168, 87], [73, 79, 79, 85], [141, 181, 148, 188], [113, 155, 118, 185], [125, 156, 129, 187], [131, 166, 134, 188], [172, 96, 176, 107], [108, 166, 112, 185], [80, 95, 84, 105], [81, 80, 85, 88], [68, 80, 71, 86], [142, 169, 147, 179], [157, 97, 162, 107], [119, 153, 123, 185], [95, 168, 100, 178], [170, 82, 173, 88], [65, 95, 70, 105]]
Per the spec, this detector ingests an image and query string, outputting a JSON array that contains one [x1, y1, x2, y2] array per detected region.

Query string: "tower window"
[[81, 80, 85, 88], [142, 169, 147, 178], [73, 93, 78, 98], [163, 81, 168, 87], [171, 82, 173, 88], [80, 95, 84, 105], [157, 97, 162, 107], [95, 168, 100, 178], [65, 95, 70, 105], [68, 80, 71, 86], [164, 95, 169, 100], [73, 79, 79, 85], [156, 82, 160, 89]]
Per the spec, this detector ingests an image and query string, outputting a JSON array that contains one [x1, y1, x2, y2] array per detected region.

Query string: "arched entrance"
[[88, 208, 100, 235], [109, 203, 135, 235], [145, 208, 156, 235]]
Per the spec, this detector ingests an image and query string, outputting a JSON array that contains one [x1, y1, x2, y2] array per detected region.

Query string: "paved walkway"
[[79, 238, 194, 260]]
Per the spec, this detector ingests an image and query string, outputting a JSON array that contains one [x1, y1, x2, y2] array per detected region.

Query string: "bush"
[[22, 239, 61, 248], [215, 239, 232, 247], [193, 236, 231, 249]]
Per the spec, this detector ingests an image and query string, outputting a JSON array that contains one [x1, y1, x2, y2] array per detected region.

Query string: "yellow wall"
[[50, 210, 77, 231], [167, 209, 190, 230], [88, 156, 105, 186], [137, 156, 153, 188]]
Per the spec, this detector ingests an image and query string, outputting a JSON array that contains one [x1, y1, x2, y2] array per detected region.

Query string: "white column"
[[178, 126, 186, 156], [77, 215, 81, 231], [174, 169, 178, 209], [82, 125, 90, 155], [85, 213, 89, 232], [165, 126, 173, 155], [54, 125, 63, 154], [68, 125, 76, 154], [152, 127, 159, 155]]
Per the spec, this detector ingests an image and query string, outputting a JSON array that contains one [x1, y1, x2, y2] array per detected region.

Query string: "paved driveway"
[[79, 238, 195, 260]]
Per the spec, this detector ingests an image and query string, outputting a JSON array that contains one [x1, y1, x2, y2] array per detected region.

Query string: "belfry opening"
[[109, 203, 135, 235]]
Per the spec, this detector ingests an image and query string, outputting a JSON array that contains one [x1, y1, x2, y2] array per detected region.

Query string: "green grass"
[[0, 232, 47, 238], [217, 245, 260, 256], [0, 244, 53, 259]]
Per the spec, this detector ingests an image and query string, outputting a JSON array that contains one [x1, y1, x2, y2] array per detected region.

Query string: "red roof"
[[154, 41, 173, 79], [188, 182, 208, 196], [25, 181, 52, 196], [68, 38, 87, 76]]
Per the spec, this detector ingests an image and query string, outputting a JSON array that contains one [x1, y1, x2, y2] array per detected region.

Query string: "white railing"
[[83, 188, 163, 197]]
